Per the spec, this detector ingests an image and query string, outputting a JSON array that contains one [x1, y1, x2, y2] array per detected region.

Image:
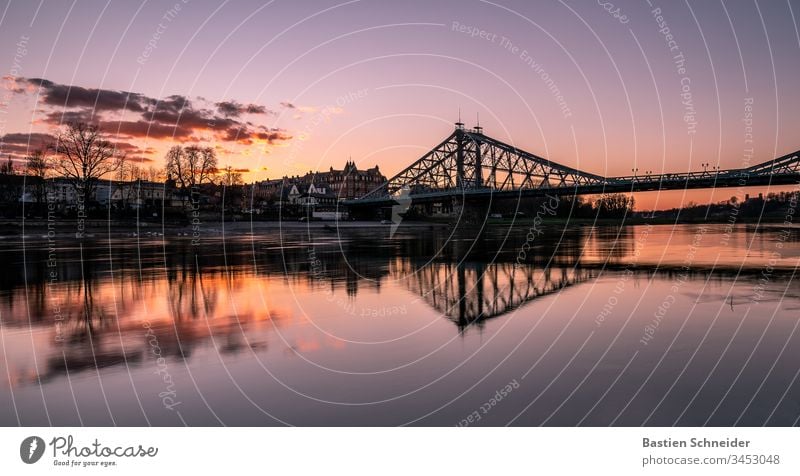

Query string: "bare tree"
[[0, 156, 14, 174], [164, 146, 183, 187], [219, 165, 244, 212], [114, 154, 131, 210], [165, 145, 217, 193], [594, 193, 635, 218], [25, 149, 49, 210], [114, 157, 148, 210], [26, 150, 48, 178], [52, 122, 122, 208], [146, 165, 164, 183], [187, 146, 217, 188], [220, 165, 243, 188]]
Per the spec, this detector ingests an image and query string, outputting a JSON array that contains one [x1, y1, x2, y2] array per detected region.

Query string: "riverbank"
[[2, 214, 797, 239], [0, 218, 450, 241]]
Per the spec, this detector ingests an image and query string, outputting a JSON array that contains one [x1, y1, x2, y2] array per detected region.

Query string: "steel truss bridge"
[[346, 124, 800, 207]]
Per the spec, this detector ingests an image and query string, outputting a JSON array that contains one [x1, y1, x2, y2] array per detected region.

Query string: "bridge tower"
[[454, 117, 484, 189], [473, 116, 483, 188], [455, 119, 465, 189]]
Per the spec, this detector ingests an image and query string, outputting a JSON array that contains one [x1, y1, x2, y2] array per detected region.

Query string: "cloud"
[[232, 126, 292, 145], [2, 75, 26, 93], [126, 156, 154, 163], [254, 130, 292, 143], [223, 127, 247, 142], [21, 77, 155, 112], [143, 96, 263, 141], [8, 77, 302, 167], [111, 120, 193, 139], [15, 78, 290, 143], [246, 104, 267, 114], [217, 101, 243, 117], [280, 101, 318, 114], [111, 141, 153, 155], [216, 100, 271, 117], [0, 132, 162, 162], [1, 132, 56, 146], [42, 109, 96, 125], [0, 132, 56, 158]]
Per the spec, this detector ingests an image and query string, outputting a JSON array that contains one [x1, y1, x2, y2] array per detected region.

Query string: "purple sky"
[[1, 0, 799, 208]]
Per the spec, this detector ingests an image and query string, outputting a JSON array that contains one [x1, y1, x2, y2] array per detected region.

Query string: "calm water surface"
[[1, 223, 799, 426]]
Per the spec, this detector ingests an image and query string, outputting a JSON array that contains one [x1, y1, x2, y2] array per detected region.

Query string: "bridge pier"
[[451, 197, 491, 227]]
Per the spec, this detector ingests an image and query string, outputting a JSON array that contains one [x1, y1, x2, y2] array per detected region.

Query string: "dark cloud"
[[223, 127, 247, 142], [10, 78, 296, 163], [216, 101, 241, 117], [216, 101, 270, 118], [246, 104, 267, 114], [22, 77, 155, 112], [0, 132, 56, 158], [111, 120, 193, 139], [110, 141, 152, 155], [162, 95, 190, 110], [43, 109, 97, 125], [110, 141, 137, 151], [255, 130, 292, 143], [280, 101, 296, 109], [126, 156, 154, 163], [233, 126, 292, 145], [0, 132, 57, 146], [145, 95, 244, 137]]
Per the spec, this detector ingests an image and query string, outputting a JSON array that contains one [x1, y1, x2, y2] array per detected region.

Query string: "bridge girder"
[[743, 150, 800, 176]]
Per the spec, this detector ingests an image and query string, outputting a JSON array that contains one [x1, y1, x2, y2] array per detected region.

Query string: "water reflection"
[[396, 261, 596, 330], [1, 223, 799, 425]]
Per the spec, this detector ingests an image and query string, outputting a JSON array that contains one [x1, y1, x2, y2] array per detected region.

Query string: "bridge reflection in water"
[[394, 260, 594, 330]]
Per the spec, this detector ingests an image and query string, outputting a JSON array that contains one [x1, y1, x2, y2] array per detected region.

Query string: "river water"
[[1, 223, 799, 426]]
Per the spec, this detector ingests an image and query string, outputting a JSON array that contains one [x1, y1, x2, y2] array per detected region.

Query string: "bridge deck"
[[345, 172, 800, 207]]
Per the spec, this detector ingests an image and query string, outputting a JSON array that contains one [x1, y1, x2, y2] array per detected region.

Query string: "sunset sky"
[[1, 0, 799, 209]]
